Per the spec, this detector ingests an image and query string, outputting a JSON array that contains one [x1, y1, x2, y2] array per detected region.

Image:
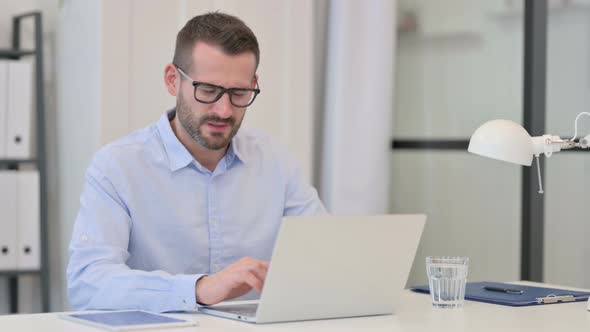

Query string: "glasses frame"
[[174, 64, 261, 108]]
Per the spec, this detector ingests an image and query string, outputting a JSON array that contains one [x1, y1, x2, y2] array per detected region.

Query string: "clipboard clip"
[[535, 294, 576, 304]]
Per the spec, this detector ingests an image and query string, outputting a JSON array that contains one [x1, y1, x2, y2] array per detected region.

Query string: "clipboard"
[[412, 281, 590, 306]]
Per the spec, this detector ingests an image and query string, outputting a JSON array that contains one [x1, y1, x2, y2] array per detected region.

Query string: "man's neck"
[[170, 116, 227, 172]]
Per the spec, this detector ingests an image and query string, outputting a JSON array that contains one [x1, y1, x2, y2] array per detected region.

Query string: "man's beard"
[[176, 93, 242, 150]]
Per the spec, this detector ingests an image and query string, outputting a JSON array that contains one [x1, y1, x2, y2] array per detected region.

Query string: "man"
[[67, 12, 325, 313]]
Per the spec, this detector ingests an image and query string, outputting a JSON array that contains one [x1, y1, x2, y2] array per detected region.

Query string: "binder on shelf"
[[5, 60, 34, 159], [0, 60, 7, 158], [16, 170, 40, 270], [0, 171, 18, 270]]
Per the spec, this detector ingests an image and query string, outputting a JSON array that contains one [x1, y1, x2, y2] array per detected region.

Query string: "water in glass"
[[426, 257, 469, 309]]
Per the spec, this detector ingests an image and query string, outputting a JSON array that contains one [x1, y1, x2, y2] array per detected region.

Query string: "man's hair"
[[173, 12, 260, 71]]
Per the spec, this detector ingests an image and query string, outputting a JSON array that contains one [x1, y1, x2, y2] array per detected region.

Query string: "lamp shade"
[[468, 119, 534, 166]]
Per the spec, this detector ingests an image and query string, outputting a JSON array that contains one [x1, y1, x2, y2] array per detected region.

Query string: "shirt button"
[[80, 234, 88, 242], [211, 219, 216, 226], [213, 264, 219, 270]]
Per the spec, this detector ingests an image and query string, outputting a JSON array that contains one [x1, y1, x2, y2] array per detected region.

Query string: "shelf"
[[2, 11, 49, 314], [0, 270, 41, 277], [0, 159, 37, 165], [0, 49, 36, 59]]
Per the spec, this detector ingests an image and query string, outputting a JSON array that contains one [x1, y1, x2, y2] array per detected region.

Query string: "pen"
[[483, 286, 524, 294]]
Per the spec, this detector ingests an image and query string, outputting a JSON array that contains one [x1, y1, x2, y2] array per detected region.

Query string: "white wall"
[[56, 0, 103, 312], [0, 0, 60, 314]]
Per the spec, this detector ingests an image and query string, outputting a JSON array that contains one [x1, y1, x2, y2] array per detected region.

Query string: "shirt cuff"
[[169, 274, 206, 311]]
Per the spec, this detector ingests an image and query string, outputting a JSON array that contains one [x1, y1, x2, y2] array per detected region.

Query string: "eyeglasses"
[[175, 65, 261, 108]]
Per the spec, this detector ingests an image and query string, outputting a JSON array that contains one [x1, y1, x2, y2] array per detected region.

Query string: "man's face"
[[176, 42, 257, 150]]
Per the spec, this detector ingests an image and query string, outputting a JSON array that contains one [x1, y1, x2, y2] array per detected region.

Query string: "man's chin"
[[201, 136, 231, 150]]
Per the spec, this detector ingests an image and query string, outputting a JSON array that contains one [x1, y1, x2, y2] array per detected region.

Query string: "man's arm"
[[67, 162, 202, 312], [282, 152, 327, 216]]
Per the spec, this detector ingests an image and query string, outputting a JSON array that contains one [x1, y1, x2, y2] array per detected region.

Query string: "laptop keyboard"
[[213, 303, 259, 317]]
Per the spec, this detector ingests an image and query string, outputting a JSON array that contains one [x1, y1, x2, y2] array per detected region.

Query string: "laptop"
[[198, 214, 426, 324]]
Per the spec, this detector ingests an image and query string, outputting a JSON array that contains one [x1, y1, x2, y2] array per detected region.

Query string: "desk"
[[2, 283, 590, 331]]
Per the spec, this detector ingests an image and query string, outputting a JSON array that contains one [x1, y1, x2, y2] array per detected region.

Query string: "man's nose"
[[211, 92, 233, 118]]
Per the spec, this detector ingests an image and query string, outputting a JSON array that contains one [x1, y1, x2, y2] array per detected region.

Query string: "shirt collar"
[[157, 109, 248, 172], [228, 134, 248, 165], [157, 109, 194, 172]]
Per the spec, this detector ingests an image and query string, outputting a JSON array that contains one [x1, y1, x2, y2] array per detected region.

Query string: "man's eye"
[[199, 87, 217, 94]]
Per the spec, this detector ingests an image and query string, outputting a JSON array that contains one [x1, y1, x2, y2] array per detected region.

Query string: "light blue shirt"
[[67, 109, 326, 312]]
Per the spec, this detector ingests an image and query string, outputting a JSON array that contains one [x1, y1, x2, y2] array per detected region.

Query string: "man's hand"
[[195, 257, 270, 306]]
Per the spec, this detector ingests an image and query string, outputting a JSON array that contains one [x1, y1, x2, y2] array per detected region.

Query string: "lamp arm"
[[532, 135, 580, 156], [570, 112, 590, 142], [555, 138, 576, 150], [579, 134, 590, 149], [531, 135, 565, 157]]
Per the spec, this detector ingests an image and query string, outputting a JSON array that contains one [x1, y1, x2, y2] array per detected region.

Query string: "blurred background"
[[0, 0, 588, 314]]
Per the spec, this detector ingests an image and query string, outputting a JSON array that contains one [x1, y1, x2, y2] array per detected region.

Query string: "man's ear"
[[164, 63, 179, 96], [252, 73, 259, 88]]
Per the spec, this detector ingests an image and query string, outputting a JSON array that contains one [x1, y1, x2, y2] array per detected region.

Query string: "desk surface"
[[2, 282, 590, 331]]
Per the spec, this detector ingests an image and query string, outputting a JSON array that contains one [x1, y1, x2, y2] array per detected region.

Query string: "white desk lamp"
[[468, 112, 590, 193], [467, 112, 590, 310]]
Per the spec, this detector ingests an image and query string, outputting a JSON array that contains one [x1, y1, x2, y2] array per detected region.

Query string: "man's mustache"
[[201, 116, 234, 125]]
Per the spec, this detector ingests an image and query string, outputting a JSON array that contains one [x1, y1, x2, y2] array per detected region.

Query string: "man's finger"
[[246, 261, 269, 282], [243, 272, 264, 293]]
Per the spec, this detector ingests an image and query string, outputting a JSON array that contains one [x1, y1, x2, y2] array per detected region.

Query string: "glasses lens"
[[230, 90, 255, 107], [195, 84, 223, 103]]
